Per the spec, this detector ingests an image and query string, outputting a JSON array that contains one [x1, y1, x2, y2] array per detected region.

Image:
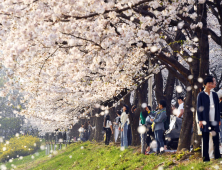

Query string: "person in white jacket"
[[119, 104, 129, 148], [113, 111, 121, 142]]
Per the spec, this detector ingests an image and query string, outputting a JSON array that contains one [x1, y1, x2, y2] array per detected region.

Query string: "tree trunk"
[[94, 116, 104, 142], [89, 116, 96, 141], [164, 71, 176, 117], [192, 87, 202, 149], [177, 90, 193, 150], [130, 80, 148, 146], [154, 72, 163, 105], [155, 69, 175, 116], [108, 107, 116, 143], [190, 2, 209, 150]]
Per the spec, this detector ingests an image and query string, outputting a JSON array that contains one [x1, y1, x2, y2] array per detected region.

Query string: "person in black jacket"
[[217, 89, 222, 145], [197, 76, 221, 162]]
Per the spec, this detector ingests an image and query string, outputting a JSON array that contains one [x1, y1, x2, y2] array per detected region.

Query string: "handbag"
[[151, 113, 158, 132], [151, 122, 155, 132]]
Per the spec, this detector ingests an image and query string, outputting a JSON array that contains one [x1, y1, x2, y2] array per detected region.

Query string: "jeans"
[[114, 126, 120, 142], [105, 128, 111, 145], [121, 122, 128, 148], [80, 132, 86, 142], [155, 130, 164, 153], [127, 124, 132, 146], [80, 137, 86, 142], [88, 130, 91, 140], [219, 118, 222, 143], [84, 131, 89, 141]]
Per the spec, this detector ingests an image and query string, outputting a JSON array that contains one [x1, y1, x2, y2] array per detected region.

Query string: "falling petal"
[[137, 125, 146, 134], [176, 86, 183, 93], [141, 103, 147, 108]]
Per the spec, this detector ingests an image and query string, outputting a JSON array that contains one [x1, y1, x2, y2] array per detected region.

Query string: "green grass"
[[0, 149, 45, 170], [1, 141, 222, 169], [0, 144, 67, 170]]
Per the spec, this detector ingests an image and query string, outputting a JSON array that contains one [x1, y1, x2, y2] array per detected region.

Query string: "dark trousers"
[[163, 132, 166, 145], [105, 128, 111, 145], [88, 130, 91, 140], [127, 125, 132, 146], [155, 130, 164, 153], [85, 131, 89, 141], [146, 128, 154, 147], [202, 125, 221, 162]]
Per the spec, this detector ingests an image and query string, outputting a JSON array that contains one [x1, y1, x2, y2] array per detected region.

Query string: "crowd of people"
[[102, 75, 222, 162], [79, 121, 92, 142], [103, 100, 169, 154], [77, 75, 222, 162], [103, 97, 186, 154]]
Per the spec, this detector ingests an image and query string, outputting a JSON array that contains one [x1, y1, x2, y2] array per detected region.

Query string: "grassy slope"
[[2, 141, 222, 170], [30, 142, 222, 170], [0, 149, 46, 170], [0, 144, 66, 170]]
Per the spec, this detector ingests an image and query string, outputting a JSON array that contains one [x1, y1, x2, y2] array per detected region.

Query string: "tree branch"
[[61, 32, 104, 49], [64, 0, 151, 20], [156, 52, 191, 79], [159, 57, 189, 86]]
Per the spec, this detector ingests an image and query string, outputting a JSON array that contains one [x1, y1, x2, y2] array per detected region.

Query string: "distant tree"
[[0, 117, 23, 140]]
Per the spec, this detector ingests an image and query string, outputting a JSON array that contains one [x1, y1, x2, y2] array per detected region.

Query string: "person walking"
[[84, 121, 89, 141], [113, 111, 121, 142], [149, 100, 167, 155], [140, 106, 149, 154], [104, 114, 113, 145], [79, 124, 86, 142], [197, 76, 221, 162], [119, 104, 129, 148], [88, 121, 92, 140]]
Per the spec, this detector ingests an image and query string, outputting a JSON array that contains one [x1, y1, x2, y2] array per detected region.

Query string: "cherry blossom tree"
[[0, 0, 221, 150]]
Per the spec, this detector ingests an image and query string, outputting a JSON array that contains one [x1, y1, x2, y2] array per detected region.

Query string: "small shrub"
[[194, 147, 201, 152], [176, 152, 185, 160], [189, 155, 195, 160], [0, 135, 40, 162], [171, 154, 176, 158], [164, 160, 174, 167]]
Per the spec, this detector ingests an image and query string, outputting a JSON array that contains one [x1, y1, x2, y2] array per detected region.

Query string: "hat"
[[217, 89, 222, 99]]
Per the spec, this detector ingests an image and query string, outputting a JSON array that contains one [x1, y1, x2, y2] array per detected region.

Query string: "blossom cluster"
[[0, 0, 220, 132]]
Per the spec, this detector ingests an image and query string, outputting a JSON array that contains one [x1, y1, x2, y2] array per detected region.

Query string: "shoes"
[[145, 150, 154, 155], [155, 152, 160, 155], [160, 150, 165, 155], [149, 150, 155, 154]]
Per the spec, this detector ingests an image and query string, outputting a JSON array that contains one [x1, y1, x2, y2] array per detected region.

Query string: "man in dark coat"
[[197, 76, 221, 162]]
